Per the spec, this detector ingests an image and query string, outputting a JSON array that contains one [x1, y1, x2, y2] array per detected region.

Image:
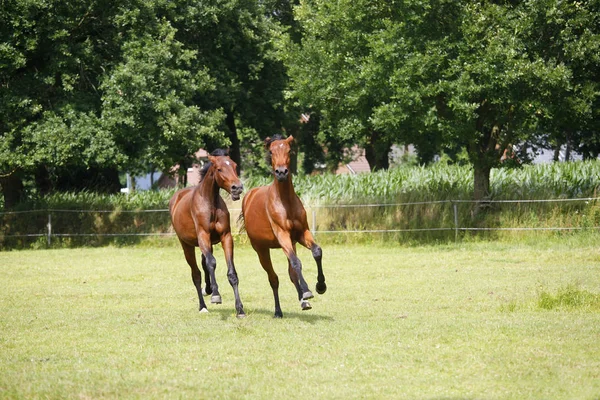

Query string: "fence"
[[1, 197, 599, 248]]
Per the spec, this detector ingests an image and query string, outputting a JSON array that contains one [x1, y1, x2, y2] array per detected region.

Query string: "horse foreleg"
[[180, 240, 209, 312], [201, 254, 212, 296], [198, 234, 221, 304], [287, 245, 312, 311], [255, 246, 283, 318], [222, 232, 245, 318], [278, 236, 312, 301], [300, 230, 327, 295]]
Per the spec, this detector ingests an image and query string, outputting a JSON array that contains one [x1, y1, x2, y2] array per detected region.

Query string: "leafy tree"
[[281, 0, 398, 171], [0, 0, 127, 207], [154, 0, 289, 175], [100, 10, 226, 182], [286, 0, 599, 203]]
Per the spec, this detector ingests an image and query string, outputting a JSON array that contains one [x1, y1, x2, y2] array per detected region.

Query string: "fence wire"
[[1, 197, 599, 244]]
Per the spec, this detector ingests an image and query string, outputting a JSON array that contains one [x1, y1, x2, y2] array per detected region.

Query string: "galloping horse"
[[241, 135, 327, 318], [169, 149, 245, 317]]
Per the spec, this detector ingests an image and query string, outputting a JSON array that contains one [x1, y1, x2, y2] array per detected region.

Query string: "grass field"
[[1, 237, 600, 399]]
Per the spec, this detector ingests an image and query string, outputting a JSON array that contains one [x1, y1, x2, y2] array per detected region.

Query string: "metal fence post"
[[312, 209, 317, 237], [453, 203, 459, 243], [47, 213, 52, 246]]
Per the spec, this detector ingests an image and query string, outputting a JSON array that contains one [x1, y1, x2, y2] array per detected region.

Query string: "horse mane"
[[199, 148, 229, 182]]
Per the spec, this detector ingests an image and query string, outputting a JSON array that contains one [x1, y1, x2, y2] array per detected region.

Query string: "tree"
[[281, 0, 401, 171], [286, 0, 599, 203], [153, 0, 289, 175], [100, 10, 226, 181], [0, 0, 127, 207]]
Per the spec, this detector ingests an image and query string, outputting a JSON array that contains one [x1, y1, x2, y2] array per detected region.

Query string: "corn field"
[[2, 161, 600, 248]]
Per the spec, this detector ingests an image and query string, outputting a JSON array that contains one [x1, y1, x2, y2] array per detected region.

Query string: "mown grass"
[[1, 238, 599, 399]]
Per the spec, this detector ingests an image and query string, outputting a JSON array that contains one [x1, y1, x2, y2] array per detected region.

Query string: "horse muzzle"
[[274, 167, 289, 182], [230, 183, 244, 201]]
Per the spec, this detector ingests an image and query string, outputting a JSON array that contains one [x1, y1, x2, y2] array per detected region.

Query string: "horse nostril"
[[232, 184, 242, 192]]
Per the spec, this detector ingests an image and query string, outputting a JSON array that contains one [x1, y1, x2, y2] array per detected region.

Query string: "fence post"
[[311, 209, 317, 237], [47, 213, 52, 246], [453, 202, 459, 243]]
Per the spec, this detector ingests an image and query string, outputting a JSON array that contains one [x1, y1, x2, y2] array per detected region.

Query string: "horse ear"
[[208, 155, 216, 164], [264, 137, 271, 150], [286, 135, 294, 144]]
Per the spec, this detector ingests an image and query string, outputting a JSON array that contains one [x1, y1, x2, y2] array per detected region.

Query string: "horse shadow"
[[209, 307, 335, 324]]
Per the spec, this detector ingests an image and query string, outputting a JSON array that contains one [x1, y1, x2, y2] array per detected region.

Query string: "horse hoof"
[[274, 311, 283, 318], [236, 313, 246, 319], [316, 282, 327, 294], [211, 295, 222, 304], [199, 307, 209, 313], [302, 291, 314, 300], [301, 300, 312, 310], [202, 287, 212, 296]]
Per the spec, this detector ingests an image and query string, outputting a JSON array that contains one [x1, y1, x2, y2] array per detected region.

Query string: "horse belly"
[[170, 190, 199, 246]]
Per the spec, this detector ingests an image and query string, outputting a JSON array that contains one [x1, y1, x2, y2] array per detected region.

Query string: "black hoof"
[[316, 281, 327, 294], [274, 311, 283, 318]]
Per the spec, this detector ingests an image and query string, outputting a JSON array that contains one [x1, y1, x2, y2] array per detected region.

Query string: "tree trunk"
[[35, 165, 52, 196], [470, 119, 499, 215], [225, 111, 241, 175], [473, 163, 491, 202], [364, 130, 391, 171], [0, 172, 24, 209]]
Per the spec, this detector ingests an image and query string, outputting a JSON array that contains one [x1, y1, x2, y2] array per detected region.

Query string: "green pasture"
[[1, 238, 600, 399]]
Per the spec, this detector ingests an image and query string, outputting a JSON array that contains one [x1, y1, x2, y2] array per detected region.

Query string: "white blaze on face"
[[225, 161, 230, 166]]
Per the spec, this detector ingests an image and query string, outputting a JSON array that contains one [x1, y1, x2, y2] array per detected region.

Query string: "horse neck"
[[272, 174, 296, 201], [197, 168, 220, 205]]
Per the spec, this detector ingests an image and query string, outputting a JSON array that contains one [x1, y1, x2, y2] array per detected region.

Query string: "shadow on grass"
[[209, 307, 335, 323]]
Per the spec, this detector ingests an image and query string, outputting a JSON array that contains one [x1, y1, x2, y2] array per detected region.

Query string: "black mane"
[[199, 148, 229, 182]]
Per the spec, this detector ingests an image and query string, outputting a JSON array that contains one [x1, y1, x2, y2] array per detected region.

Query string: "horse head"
[[266, 135, 294, 182], [207, 153, 243, 200]]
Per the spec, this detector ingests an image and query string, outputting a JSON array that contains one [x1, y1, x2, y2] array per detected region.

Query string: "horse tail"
[[237, 210, 247, 234]]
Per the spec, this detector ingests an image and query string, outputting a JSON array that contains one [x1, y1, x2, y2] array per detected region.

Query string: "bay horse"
[[241, 135, 327, 318], [169, 149, 245, 317]]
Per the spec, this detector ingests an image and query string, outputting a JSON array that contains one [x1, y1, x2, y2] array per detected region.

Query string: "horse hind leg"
[[180, 241, 209, 312], [256, 246, 283, 318]]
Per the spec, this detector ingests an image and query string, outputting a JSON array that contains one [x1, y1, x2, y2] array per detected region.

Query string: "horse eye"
[[217, 168, 222, 172]]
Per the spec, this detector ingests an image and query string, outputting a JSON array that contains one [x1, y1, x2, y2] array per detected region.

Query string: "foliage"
[[1, 0, 290, 205], [282, 0, 600, 199], [100, 13, 226, 175]]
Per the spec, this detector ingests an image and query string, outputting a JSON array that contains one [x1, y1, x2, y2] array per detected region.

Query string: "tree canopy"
[[282, 0, 600, 200], [1, 0, 599, 208]]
